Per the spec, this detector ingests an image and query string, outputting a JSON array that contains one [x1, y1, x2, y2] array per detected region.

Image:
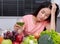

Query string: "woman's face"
[[36, 8, 51, 21]]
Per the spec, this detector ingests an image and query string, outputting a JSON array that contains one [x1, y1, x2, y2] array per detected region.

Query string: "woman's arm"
[[46, 3, 57, 31], [50, 3, 57, 30]]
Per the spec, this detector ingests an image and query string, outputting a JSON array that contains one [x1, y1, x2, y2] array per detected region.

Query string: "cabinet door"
[[0, 0, 51, 16], [18, 0, 25, 16], [3, 0, 17, 16], [0, 0, 2, 16]]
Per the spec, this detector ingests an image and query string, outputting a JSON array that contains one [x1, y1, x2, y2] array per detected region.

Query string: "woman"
[[14, 1, 59, 39]]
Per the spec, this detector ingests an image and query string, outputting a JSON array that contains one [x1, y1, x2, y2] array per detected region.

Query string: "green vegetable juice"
[[17, 22, 24, 26]]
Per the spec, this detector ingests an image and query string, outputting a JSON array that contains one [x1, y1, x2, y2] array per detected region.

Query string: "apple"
[[13, 41, 19, 44], [16, 33, 24, 42], [1, 39, 12, 44]]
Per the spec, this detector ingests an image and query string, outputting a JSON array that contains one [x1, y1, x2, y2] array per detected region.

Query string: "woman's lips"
[[39, 17, 44, 21]]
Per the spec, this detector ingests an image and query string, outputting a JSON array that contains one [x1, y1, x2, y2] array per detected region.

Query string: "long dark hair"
[[32, 1, 59, 24]]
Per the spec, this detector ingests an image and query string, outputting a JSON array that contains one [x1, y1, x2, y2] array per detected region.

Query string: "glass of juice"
[[16, 18, 24, 34], [16, 22, 24, 26], [16, 18, 24, 26]]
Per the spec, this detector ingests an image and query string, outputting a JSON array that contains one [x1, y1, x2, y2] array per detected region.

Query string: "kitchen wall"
[[0, 17, 60, 33], [0, 17, 22, 31], [56, 17, 60, 32]]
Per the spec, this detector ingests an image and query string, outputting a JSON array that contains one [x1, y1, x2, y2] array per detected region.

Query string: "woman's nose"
[[41, 14, 45, 18]]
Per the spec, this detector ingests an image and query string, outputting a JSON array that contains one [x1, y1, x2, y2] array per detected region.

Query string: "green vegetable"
[[17, 22, 24, 26], [22, 35, 38, 44], [38, 34, 54, 44], [2, 39, 12, 44], [38, 30, 60, 44]]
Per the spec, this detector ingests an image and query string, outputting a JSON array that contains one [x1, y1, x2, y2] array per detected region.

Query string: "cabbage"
[[38, 30, 60, 44]]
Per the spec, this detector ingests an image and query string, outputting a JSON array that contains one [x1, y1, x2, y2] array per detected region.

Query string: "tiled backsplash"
[[0, 17, 22, 31]]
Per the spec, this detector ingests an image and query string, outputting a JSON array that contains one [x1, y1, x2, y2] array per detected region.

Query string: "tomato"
[[33, 33, 40, 39], [0, 36, 4, 44]]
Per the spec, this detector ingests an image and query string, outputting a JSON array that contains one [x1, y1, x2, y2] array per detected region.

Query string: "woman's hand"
[[51, 3, 57, 15], [14, 24, 23, 31]]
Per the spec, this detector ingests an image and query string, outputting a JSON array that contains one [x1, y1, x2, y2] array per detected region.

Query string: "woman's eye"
[[45, 15, 49, 18], [41, 10, 45, 14]]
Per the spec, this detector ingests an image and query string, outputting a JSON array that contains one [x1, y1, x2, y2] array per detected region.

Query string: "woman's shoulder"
[[22, 14, 34, 23]]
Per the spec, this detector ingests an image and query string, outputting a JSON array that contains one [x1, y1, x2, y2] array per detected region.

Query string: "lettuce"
[[22, 35, 38, 44], [38, 30, 60, 44]]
